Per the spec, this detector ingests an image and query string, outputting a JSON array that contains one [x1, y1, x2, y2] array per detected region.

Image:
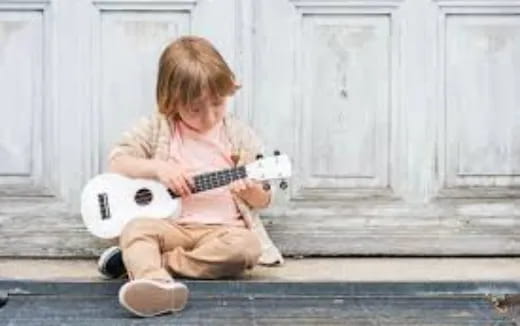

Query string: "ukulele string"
[[133, 168, 246, 199]]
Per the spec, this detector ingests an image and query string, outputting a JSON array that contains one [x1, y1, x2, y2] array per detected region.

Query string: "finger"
[[177, 177, 192, 196], [182, 174, 194, 192], [229, 181, 237, 192], [230, 181, 241, 193], [174, 181, 188, 197], [244, 179, 254, 188], [170, 179, 186, 197], [236, 179, 246, 192], [185, 174, 195, 189], [166, 180, 179, 196], [171, 178, 186, 197], [177, 165, 194, 186]]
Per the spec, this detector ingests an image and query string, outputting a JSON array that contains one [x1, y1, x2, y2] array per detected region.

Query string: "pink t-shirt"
[[168, 118, 244, 227]]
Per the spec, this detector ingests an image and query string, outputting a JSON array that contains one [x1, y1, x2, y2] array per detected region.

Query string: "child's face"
[[178, 93, 228, 133]]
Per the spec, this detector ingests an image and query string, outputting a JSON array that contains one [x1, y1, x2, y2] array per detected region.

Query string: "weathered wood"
[[1, 197, 520, 257], [0, 197, 114, 257], [0, 11, 42, 177], [2, 0, 520, 258], [262, 197, 520, 256]]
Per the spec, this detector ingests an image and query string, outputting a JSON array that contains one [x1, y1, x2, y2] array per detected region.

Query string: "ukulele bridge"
[[97, 193, 111, 220]]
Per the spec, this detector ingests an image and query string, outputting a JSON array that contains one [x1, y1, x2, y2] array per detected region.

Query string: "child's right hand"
[[154, 160, 194, 197]]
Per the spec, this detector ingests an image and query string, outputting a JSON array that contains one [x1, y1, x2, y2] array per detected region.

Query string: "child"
[[98, 36, 283, 317]]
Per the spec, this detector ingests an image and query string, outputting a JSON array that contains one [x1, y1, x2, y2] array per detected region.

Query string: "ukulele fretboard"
[[193, 166, 247, 193]]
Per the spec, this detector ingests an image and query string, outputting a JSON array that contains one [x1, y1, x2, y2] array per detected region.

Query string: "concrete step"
[[1, 279, 519, 325], [2, 258, 520, 325]]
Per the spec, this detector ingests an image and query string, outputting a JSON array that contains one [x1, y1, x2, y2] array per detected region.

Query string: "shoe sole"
[[98, 246, 126, 279], [119, 279, 189, 317]]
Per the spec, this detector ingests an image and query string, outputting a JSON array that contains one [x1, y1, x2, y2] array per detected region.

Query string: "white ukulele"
[[81, 153, 291, 239]]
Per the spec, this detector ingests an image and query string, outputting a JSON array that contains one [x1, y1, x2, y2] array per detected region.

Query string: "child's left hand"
[[229, 179, 270, 208]]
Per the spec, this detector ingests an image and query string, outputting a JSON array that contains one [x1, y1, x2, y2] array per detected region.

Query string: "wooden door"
[[1, 0, 520, 257], [253, 0, 520, 255]]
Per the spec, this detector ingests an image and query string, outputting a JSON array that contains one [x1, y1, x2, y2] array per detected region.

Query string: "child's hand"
[[229, 179, 270, 208], [154, 160, 194, 197]]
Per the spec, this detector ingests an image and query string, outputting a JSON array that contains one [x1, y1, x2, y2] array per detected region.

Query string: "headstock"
[[246, 152, 291, 189]]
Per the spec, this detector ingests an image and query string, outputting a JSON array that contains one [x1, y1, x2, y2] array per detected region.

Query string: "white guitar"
[[81, 154, 291, 239]]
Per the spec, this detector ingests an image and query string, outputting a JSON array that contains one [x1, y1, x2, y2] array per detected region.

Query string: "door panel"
[[300, 15, 390, 190], [0, 11, 43, 184], [96, 11, 189, 171], [446, 15, 520, 186]]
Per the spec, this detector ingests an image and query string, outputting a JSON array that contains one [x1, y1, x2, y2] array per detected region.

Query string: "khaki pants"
[[119, 217, 262, 280]]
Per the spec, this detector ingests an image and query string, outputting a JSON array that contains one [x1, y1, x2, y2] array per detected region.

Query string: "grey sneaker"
[[97, 246, 127, 279], [118, 279, 189, 317]]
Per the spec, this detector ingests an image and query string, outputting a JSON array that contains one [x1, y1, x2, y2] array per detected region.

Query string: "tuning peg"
[[279, 180, 288, 190], [262, 182, 271, 191], [274, 150, 281, 156], [256, 153, 264, 160]]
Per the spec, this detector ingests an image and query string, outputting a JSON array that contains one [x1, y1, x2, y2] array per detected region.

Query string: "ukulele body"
[[81, 173, 181, 239]]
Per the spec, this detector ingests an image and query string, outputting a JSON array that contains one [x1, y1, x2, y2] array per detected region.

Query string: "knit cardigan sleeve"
[[226, 116, 284, 265]]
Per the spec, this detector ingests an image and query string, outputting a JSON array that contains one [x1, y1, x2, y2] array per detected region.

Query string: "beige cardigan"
[[109, 112, 284, 265]]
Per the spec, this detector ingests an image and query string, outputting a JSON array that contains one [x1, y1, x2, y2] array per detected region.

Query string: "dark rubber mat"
[[0, 280, 517, 325]]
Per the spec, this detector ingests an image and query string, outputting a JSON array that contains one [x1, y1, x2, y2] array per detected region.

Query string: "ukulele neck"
[[192, 166, 247, 193]]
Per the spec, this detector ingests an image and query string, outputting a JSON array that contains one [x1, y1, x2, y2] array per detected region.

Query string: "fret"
[[225, 169, 233, 182], [218, 171, 227, 188], [192, 166, 247, 193]]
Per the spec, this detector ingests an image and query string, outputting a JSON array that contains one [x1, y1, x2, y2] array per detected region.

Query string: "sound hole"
[[135, 188, 153, 206]]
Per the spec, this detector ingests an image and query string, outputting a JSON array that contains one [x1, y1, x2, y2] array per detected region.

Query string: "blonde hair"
[[156, 36, 239, 117]]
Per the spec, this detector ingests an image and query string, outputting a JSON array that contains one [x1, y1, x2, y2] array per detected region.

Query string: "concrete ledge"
[[1, 258, 520, 282], [1, 280, 516, 326]]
